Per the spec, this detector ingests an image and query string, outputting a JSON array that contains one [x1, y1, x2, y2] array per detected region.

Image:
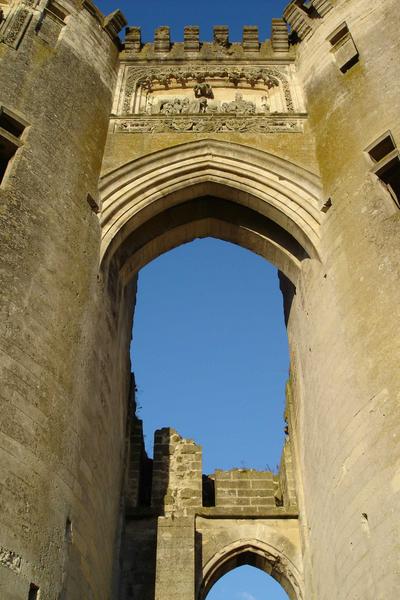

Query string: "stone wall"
[[214, 469, 280, 511], [284, 0, 400, 597], [119, 425, 300, 599], [0, 1, 126, 598], [152, 428, 202, 515]]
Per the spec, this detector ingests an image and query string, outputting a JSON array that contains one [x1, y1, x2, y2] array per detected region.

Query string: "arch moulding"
[[198, 538, 304, 600], [99, 139, 323, 285]]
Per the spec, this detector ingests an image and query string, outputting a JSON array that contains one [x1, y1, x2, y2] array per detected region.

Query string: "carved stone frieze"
[[1, 0, 38, 48], [2, 6, 31, 47], [122, 64, 295, 114], [113, 115, 302, 134], [148, 92, 262, 116]]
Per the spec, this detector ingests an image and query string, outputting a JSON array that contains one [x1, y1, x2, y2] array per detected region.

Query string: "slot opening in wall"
[[375, 155, 400, 208], [327, 22, 359, 73], [0, 132, 22, 183], [28, 583, 40, 600], [0, 106, 27, 185], [0, 108, 25, 138], [328, 22, 349, 47], [46, 0, 68, 23], [366, 131, 400, 208], [65, 517, 73, 542], [366, 132, 396, 163]]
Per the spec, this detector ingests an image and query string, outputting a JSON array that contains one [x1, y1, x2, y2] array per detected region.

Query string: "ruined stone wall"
[[119, 426, 301, 599], [214, 469, 281, 511], [152, 428, 203, 515], [0, 1, 128, 598]]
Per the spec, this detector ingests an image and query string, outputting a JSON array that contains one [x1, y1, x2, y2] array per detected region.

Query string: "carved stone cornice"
[[112, 114, 305, 134]]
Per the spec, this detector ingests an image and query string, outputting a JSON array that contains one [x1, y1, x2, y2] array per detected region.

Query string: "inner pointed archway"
[[199, 540, 303, 600]]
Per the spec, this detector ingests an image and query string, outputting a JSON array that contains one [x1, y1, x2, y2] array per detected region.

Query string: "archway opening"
[[130, 237, 289, 472], [99, 142, 318, 598], [199, 541, 300, 600], [206, 564, 289, 600]]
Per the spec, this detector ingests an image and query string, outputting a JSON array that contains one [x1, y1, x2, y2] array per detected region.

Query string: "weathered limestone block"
[[242, 25, 259, 51], [184, 25, 199, 52], [271, 18, 289, 53], [213, 25, 229, 48], [125, 26, 141, 52], [154, 25, 170, 53]]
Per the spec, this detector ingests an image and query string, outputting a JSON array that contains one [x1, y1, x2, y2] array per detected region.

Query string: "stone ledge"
[[125, 506, 299, 519], [111, 113, 307, 135]]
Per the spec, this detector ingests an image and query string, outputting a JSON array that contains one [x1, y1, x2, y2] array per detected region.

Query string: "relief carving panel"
[[114, 63, 306, 134]]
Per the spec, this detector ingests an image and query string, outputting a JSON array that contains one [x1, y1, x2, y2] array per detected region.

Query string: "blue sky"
[[131, 239, 289, 600], [96, 0, 292, 596], [131, 240, 288, 474], [96, 0, 289, 41], [208, 565, 289, 600]]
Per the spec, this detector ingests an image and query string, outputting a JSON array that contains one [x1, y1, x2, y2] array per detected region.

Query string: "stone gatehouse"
[[0, 0, 399, 598]]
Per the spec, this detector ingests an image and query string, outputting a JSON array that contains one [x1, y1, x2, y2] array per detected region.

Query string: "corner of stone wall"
[[152, 428, 203, 515]]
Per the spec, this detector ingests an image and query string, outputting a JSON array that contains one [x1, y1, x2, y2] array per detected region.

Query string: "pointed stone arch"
[[198, 538, 304, 600], [99, 139, 323, 286]]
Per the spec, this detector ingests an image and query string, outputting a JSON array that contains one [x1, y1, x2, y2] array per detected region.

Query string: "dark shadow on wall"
[[278, 271, 296, 325], [109, 196, 309, 276], [116, 377, 171, 600]]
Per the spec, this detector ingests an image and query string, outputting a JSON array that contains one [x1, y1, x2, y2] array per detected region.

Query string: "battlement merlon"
[[121, 23, 292, 60]]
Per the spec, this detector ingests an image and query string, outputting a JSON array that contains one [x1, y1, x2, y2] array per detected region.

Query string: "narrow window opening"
[[28, 583, 40, 600], [328, 23, 349, 47], [46, 0, 68, 23], [86, 193, 100, 213], [366, 131, 400, 208], [367, 133, 395, 163], [0, 109, 25, 138], [376, 156, 400, 207], [0, 133, 20, 183], [202, 475, 215, 507], [65, 517, 73, 542], [321, 197, 332, 213], [0, 107, 26, 185], [327, 22, 359, 73]]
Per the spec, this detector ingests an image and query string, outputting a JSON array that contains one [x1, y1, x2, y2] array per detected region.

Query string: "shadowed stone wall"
[[0, 1, 127, 598]]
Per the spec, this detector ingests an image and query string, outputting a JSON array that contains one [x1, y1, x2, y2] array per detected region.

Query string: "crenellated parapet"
[[124, 426, 298, 518], [122, 23, 292, 60]]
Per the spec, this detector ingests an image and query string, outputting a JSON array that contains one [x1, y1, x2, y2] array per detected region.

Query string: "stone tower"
[[0, 0, 399, 598]]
